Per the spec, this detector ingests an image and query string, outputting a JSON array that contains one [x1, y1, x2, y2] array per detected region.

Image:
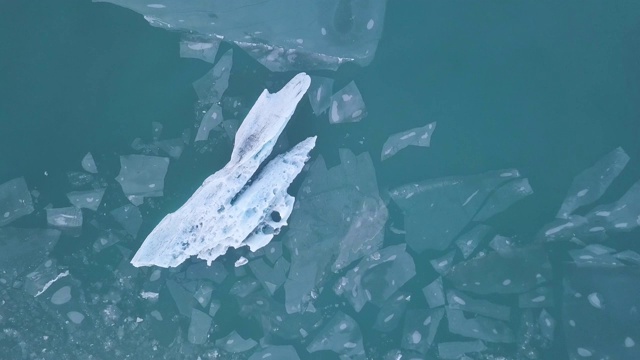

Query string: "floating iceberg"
[[94, 0, 386, 71], [130, 73, 315, 267]]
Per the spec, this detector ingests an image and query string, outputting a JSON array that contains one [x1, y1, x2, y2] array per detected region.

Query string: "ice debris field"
[[1, 1, 640, 360]]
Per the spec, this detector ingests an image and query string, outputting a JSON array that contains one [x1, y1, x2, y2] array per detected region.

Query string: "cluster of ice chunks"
[[283, 148, 388, 313], [390, 168, 533, 252], [540, 147, 640, 243], [94, 0, 386, 72]]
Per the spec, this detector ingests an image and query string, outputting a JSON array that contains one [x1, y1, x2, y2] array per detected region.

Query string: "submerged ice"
[[131, 73, 315, 267]]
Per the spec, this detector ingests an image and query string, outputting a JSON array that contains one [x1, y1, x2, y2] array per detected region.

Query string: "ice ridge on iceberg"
[[131, 73, 315, 268]]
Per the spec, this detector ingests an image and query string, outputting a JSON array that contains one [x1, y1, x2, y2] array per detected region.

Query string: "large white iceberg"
[[131, 73, 315, 267]]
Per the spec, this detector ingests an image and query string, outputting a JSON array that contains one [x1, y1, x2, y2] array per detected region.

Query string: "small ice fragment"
[[193, 49, 233, 105], [81, 152, 98, 173], [557, 147, 629, 219], [307, 312, 364, 358], [587, 292, 603, 309], [195, 104, 223, 141], [116, 155, 169, 198], [110, 204, 143, 237], [67, 311, 85, 324], [438, 340, 487, 359], [328, 81, 366, 124], [180, 37, 220, 64], [66, 188, 105, 211], [422, 277, 445, 308], [215, 331, 257, 352], [446, 307, 514, 343], [50, 285, 72, 305], [381, 121, 437, 161], [430, 251, 455, 275], [46, 207, 83, 229], [0, 177, 34, 226], [187, 308, 212, 344], [538, 309, 555, 341], [625, 337, 635, 348], [307, 76, 334, 116], [235, 256, 248, 267]]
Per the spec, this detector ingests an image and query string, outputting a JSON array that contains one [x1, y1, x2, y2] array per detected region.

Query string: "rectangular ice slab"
[[131, 73, 314, 267], [0, 177, 34, 226]]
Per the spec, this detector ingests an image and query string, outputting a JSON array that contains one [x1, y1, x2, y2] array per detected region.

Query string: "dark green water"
[[1, 1, 640, 359]]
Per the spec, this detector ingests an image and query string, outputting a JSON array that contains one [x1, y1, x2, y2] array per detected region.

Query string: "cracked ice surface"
[[131, 73, 315, 267], [94, 0, 386, 71]]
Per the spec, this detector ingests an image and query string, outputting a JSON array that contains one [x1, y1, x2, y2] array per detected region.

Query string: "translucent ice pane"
[[307, 312, 365, 359], [335, 244, 416, 312], [446, 289, 511, 321], [0, 177, 34, 226], [422, 277, 445, 308], [430, 251, 455, 275], [437, 340, 487, 360], [538, 309, 555, 341], [95, 0, 386, 71], [248, 258, 287, 295], [66, 188, 105, 211], [557, 147, 629, 219], [401, 308, 444, 354], [389, 169, 521, 252], [308, 76, 334, 116], [0, 228, 60, 277], [373, 291, 411, 332], [248, 345, 300, 360], [216, 331, 257, 353], [569, 245, 623, 267], [81, 152, 98, 174], [230, 277, 261, 298], [193, 282, 214, 308], [93, 231, 121, 253], [110, 204, 143, 237], [156, 138, 185, 159], [180, 36, 220, 64], [166, 280, 198, 317], [473, 177, 533, 222], [46, 207, 83, 228], [447, 246, 552, 295], [116, 155, 169, 198], [563, 266, 640, 360], [193, 49, 233, 105], [455, 225, 492, 259], [518, 286, 553, 308], [23, 260, 68, 297], [446, 307, 515, 343], [186, 262, 228, 284], [329, 81, 366, 124], [583, 179, 640, 234], [381, 121, 437, 161], [615, 250, 640, 265], [187, 308, 212, 344], [195, 104, 223, 142]]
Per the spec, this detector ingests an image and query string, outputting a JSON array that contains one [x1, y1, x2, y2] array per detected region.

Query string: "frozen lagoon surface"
[[2, 1, 640, 359]]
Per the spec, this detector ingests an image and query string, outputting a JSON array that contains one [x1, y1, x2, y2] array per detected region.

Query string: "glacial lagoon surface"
[[1, 1, 640, 360]]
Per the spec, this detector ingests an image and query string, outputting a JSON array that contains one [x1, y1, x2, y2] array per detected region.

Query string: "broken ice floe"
[[46, 207, 83, 229], [563, 265, 640, 359], [193, 49, 233, 107], [66, 188, 105, 211], [283, 148, 388, 313], [195, 104, 223, 142], [116, 154, 169, 200], [557, 147, 629, 219], [131, 73, 315, 267], [390, 169, 531, 252], [329, 81, 367, 124], [381, 121, 437, 161], [95, 0, 386, 71], [307, 311, 365, 359], [0, 177, 34, 226], [110, 204, 143, 238], [401, 308, 444, 354], [81, 152, 98, 174], [308, 76, 334, 116]]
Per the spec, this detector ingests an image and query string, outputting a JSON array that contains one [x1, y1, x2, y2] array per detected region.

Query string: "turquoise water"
[[1, 1, 640, 359]]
